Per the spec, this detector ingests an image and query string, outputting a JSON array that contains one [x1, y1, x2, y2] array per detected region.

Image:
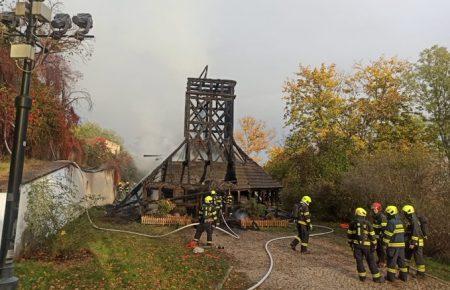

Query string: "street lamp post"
[[0, 1, 93, 288]]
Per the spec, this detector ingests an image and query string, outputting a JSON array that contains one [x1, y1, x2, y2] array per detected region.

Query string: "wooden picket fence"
[[141, 215, 192, 226], [240, 218, 289, 229]]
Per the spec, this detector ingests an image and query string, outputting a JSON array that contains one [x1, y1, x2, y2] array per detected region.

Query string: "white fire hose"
[[246, 225, 334, 290]]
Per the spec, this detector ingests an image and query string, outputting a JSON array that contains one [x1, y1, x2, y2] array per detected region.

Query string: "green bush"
[[337, 149, 449, 260], [156, 199, 176, 217], [23, 177, 83, 255], [243, 198, 267, 219]]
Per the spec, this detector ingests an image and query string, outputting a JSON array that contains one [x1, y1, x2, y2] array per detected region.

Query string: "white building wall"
[[0, 163, 115, 256]]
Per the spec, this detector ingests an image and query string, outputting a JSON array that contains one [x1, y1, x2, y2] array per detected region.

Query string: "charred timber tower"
[[117, 67, 281, 215], [184, 68, 237, 183]]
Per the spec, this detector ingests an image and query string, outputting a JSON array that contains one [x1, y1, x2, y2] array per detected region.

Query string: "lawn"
[[16, 208, 231, 289]]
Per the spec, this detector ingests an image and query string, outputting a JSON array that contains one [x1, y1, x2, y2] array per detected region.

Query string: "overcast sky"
[[61, 0, 450, 172]]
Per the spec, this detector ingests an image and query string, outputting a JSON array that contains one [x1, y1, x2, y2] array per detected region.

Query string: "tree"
[[235, 116, 275, 164], [348, 57, 431, 151], [412, 45, 450, 159], [73, 122, 124, 146], [283, 63, 347, 150]]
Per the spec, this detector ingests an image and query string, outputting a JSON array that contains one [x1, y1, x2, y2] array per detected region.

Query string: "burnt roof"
[[149, 159, 281, 191]]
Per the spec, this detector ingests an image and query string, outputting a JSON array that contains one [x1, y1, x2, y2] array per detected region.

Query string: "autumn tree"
[[283, 63, 347, 150], [348, 57, 431, 151], [412, 45, 450, 159], [235, 116, 275, 164]]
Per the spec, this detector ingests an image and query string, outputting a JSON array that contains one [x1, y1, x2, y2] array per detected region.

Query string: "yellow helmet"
[[402, 205, 415, 215], [385, 205, 398, 216], [301, 196, 312, 205], [211, 190, 217, 195], [204, 196, 213, 203], [355, 207, 367, 217]]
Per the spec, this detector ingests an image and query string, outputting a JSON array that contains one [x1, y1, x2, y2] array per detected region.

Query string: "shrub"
[[243, 198, 267, 219], [338, 148, 449, 260], [156, 199, 176, 217], [23, 176, 83, 253]]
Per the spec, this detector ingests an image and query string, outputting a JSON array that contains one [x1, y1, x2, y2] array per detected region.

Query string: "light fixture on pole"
[[0, 1, 94, 288]]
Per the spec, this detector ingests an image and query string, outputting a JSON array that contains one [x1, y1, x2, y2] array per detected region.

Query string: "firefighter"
[[224, 190, 234, 216], [347, 208, 383, 283], [211, 190, 223, 213], [383, 205, 408, 282], [402, 205, 426, 277], [371, 202, 387, 267], [193, 196, 218, 246], [290, 195, 312, 253]]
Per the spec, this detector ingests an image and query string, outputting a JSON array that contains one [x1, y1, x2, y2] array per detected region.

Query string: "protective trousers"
[[194, 222, 213, 244], [375, 238, 386, 265], [386, 247, 408, 282], [353, 246, 382, 282], [291, 224, 309, 252], [405, 246, 426, 275]]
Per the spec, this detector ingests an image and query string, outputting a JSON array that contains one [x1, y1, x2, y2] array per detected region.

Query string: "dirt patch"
[[186, 227, 449, 290]]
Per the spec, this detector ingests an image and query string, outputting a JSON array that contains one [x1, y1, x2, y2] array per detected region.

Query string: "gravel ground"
[[188, 227, 449, 290]]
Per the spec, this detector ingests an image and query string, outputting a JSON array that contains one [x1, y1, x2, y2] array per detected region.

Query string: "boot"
[[399, 273, 408, 282], [290, 239, 299, 251], [416, 272, 425, 279], [385, 273, 396, 282], [373, 276, 384, 283], [300, 246, 310, 254], [359, 277, 366, 282]]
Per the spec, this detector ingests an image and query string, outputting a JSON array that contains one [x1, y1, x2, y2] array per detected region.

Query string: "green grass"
[[424, 258, 450, 282], [16, 208, 230, 289]]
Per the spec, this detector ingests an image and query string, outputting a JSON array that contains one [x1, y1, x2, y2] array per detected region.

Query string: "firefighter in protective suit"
[[290, 196, 312, 253], [402, 205, 426, 277], [371, 202, 387, 267], [193, 196, 218, 246], [347, 208, 383, 283], [383, 205, 408, 282]]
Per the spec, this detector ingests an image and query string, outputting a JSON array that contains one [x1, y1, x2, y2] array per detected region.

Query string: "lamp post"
[[0, 1, 93, 288]]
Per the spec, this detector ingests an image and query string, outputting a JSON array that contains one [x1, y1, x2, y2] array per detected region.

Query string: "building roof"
[[153, 159, 281, 191], [0, 160, 74, 192]]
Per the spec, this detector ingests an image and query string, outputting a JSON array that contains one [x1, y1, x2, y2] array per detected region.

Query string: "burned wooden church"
[[116, 67, 282, 216]]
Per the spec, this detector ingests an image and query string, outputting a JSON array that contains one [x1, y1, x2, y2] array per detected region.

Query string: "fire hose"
[[85, 209, 239, 239], [87, 210, 448, 289], [246, 225, 334, 290]]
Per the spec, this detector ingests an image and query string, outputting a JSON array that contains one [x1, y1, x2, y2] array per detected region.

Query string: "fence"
[[141, 215, 192, 226], [240, 218, 289, 229]]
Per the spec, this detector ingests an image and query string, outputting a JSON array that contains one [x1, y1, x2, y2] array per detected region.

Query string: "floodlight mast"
[[0, 1, 93, 289], [0, 2, 35, 288]]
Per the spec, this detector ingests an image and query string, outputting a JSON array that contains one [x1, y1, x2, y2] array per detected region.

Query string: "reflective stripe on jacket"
[[347, 217, 377, 247], [383, 216, 405, 248], [372, 212, 387, 237], [199, 203, 218, 222], [405, 214, 425, 247], [294, 202, 311, 226]]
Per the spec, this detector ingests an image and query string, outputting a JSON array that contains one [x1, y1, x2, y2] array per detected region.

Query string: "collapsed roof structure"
[[116, 67, 281, 216]]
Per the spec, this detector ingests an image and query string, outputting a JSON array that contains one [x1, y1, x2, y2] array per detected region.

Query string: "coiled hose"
[[246, 225, 334, 290]]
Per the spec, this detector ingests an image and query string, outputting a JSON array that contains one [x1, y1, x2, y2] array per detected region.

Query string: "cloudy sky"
[[62, 0, 450, 171]]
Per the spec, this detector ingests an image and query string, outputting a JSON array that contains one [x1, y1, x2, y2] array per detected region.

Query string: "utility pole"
[[0, 1, 93, 288]]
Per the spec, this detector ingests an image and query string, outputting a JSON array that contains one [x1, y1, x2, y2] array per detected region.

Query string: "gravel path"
[[189, 228, 449, 290]]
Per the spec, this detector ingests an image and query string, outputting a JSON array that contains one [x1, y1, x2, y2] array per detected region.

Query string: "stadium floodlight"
[[31, 1, 52, 23], [51, 13, 72, 40], [72, 13, 93, 40]]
